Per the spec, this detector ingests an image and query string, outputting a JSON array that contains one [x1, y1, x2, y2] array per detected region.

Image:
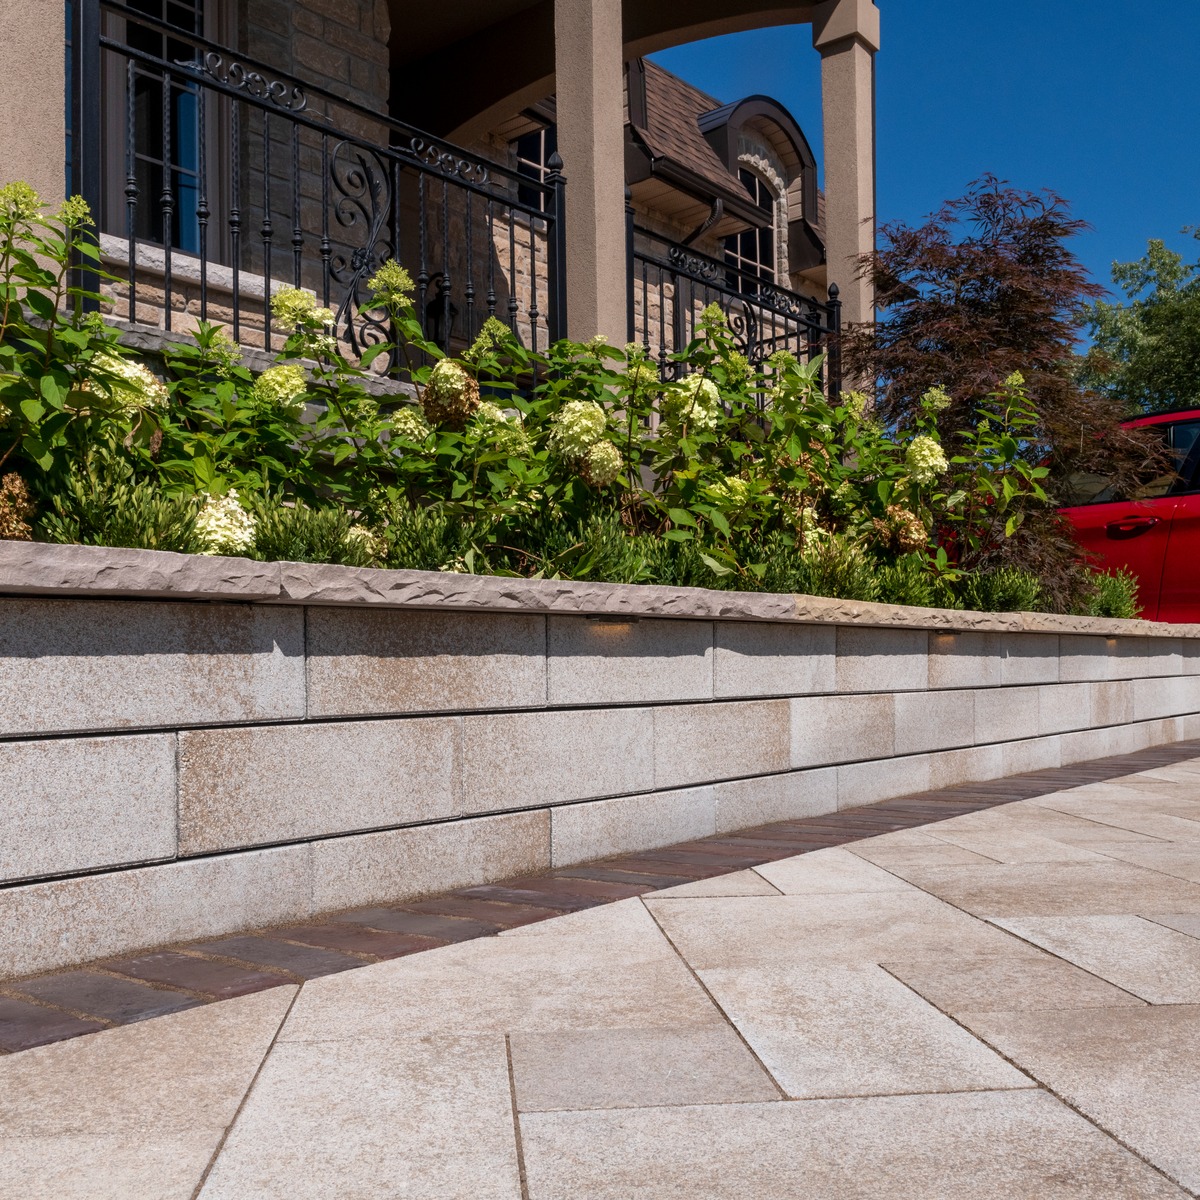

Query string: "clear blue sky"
[[650, 0, 1200, 300]]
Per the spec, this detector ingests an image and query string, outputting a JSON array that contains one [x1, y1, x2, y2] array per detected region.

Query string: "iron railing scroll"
[[69, 0, 567, 373], [629, 225, 842, 401]]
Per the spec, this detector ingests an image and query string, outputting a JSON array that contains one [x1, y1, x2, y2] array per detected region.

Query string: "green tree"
[[1081, 232, 1200, 414]]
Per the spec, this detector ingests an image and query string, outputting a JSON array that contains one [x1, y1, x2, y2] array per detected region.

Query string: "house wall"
[[4, 542, 1200, 978]]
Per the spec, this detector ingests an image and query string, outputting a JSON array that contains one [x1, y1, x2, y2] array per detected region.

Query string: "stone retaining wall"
[[4, 542, 1200, 978]]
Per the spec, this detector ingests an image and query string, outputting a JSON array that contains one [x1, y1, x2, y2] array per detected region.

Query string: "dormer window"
[[723, 168, 775, 293]]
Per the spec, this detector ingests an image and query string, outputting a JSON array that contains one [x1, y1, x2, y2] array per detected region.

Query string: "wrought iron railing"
[[69, 0, 567, 370], [628, 222, 841, 399]]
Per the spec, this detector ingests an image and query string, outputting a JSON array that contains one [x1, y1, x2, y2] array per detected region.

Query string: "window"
[[1062, 420, 1200, 506], [724, 168, 775, 293], [124, 0, 205, 252], [513, 124, 557, 212]]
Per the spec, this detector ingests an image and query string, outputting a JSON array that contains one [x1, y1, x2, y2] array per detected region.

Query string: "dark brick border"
[[2, 740, 1196, 1055]]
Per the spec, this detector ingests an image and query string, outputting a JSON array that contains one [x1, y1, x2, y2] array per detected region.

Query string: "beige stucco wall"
[[0, 0, 67, 206]]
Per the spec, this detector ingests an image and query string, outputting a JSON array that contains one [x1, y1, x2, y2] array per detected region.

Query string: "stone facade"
[[3, 543, 1200, 977]]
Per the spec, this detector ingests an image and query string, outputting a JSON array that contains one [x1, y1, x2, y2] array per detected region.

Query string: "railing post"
[[70, 0, 103, 309], [827, 281, 843, 401], [545, 151, 568, 342], [625, 185, 635, 346]]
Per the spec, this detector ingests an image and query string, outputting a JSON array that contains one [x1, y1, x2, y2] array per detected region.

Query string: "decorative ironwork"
[[667, 244, 723, 283], [329, 141, 394, 363], [401, 136, 490, 186], [186, 51, 307, 111]]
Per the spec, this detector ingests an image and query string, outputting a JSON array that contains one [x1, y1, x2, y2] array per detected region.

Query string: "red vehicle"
[[1060, 410, 1200, 622]]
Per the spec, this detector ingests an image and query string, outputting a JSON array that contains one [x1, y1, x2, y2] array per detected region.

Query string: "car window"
[[1061, 420, 1200, 506]]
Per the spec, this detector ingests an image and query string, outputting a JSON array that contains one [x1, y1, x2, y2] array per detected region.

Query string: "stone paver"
[[8, 744, 1200, 1197]]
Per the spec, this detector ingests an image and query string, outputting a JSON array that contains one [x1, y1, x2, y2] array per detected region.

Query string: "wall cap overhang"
[[1, 541, 1195, 638]]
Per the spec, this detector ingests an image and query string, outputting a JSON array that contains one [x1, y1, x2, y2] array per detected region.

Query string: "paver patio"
[[5, 747, 1200, 1197]]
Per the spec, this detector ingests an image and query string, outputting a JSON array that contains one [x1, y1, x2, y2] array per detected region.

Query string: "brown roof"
[[634, 60, 758, 207]]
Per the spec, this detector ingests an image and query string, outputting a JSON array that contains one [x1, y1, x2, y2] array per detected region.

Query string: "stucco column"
[[553, 0, 627, 346], [813, 0, 879, 327], [0, 0, 67, 208]]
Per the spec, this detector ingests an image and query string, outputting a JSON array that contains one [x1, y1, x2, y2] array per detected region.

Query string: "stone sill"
[[1, 540, 1192, 638]]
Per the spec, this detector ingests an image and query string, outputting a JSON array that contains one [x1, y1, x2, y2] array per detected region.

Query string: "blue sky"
[[650, 0, 1200, 301]]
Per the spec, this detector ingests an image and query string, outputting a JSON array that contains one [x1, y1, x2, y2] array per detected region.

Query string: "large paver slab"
[[519, 1090, 1188, 1199], [198, 1034, 522, 1200], [988, 915, 1200, 1003], [896, 859, 1200, 917], [961, 1005, 1200, 1194], [643, 891, 1024, 970], [0, 988, 296, 1198], [509, 1026, 778, 1112], [751, 846, 916, 894], [697, 962, 1029, 1098]]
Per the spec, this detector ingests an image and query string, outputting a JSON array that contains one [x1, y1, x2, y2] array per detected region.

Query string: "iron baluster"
[[464, 190, 474, 343], [625, 186, 635, 345], [291, 123, 303, 286], [506, 206, 517, 332], [528, 213, 539, 361], [160, 63, 174, 330], [546, 152, 566, 341], [124, 57, 139, 326], [440, 176, 451, 352], [229, 102, 241, 342], [319, 134, 331, 308], [261, 110, 273, 349], [416, 173, 428, 339], [485, 198, 496, 319], [196, 71, 209, 322]]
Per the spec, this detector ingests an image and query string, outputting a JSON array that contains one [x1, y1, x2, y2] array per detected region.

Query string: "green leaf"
[[19, 396, 45, 423], [699, 553, 734, 578], [667, 507, 697, 528]]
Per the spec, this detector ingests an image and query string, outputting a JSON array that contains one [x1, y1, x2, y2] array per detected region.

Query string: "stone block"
[[0, 846, 313, 978], [1060, 722, 1150, 765], [1132, 676, 1200, 722], [309, 810, 550, 911], [1036, 683, 1094, 736], [0, 542, 280, 602], [461, 707, 654, 814], [713, 622, 836, 698], [712, 769, 839, 833], [0, 734, 176, 884], [974, 686, 1039, 744], [837, 754, 931, 809], [1059, 635, 1145, 682], [927, 632, 1002, 689], [835, 627, 928, 693], [1144, 637, 1185, 678], [1182, 641, 1200, 676], [0, 599, 304, 737], [1000, 634, 1060, 686], [1000, 736, 1062, 776], [928, 745, 1006, 790], [306, 607, 546, 717], [547, 617, 712, 706], [1089, 680, 1135, 727], [178, 717, 461, 854], [791, 693, 894, 769], [655, 700, 791, 788], [894, 689, 975, 756], [550, 787, 718, 866]]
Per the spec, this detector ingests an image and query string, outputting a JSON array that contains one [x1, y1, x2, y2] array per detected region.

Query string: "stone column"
[[553, 0, 627, 346], [813, 0, 880, 327], [0, 0, 67, 208]]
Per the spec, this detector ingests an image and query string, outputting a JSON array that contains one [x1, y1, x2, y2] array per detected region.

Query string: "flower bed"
[[0, 183, 1135, 618]]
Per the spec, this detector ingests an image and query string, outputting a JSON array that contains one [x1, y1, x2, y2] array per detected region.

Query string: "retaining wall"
[[4, 541, 1200, 977]]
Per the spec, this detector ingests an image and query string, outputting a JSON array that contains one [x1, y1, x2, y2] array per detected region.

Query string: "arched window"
[[723, 168, 775, 294]]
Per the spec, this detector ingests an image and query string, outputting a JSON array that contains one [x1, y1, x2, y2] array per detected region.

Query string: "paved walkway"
[[5, 754, 1200, 1197]]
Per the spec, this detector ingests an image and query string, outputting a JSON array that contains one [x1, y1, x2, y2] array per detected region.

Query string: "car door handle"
[[1106, 516, 1160, 539]]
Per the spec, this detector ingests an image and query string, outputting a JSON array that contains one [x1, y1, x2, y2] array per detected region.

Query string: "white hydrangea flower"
[[392, 404, 433, 443], [195, 489, 257, 557], [251, 364, 307, 419], [580, 440, 622, 487], [549, 399, 607, 460], [905, 434, 949, 485], [421, 358, 480, 428], [345, 524, 385, 563], [705, 475, 750, 506], [473, 401, 530, 455], [662, 374, 720, 432], [920, 385, 952, 413], [87, 352, 169, 412]]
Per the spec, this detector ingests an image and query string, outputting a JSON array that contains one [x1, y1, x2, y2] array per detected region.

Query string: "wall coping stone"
[[3, 540, 1199, 638]]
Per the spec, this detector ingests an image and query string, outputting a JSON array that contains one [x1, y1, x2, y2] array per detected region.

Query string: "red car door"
[[1061, 496, 1176, 619]]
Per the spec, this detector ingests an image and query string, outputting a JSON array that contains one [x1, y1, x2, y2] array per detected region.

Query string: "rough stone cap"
[[2, 541, 1197, 638]]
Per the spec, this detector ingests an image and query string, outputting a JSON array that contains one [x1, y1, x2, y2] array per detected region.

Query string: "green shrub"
[[382, 503, 489, 573], [35, 452, 203, 553], [1084, 569, 1140, 620], [250, 498, 381, 567], [498, 510, 650, 583], [877, 554, 961, 609], [957, 567, 1043, 613], [791, 535, 880, 602]]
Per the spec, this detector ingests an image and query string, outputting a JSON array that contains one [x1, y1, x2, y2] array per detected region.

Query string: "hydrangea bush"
[[0, 182, 1131, 614]]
